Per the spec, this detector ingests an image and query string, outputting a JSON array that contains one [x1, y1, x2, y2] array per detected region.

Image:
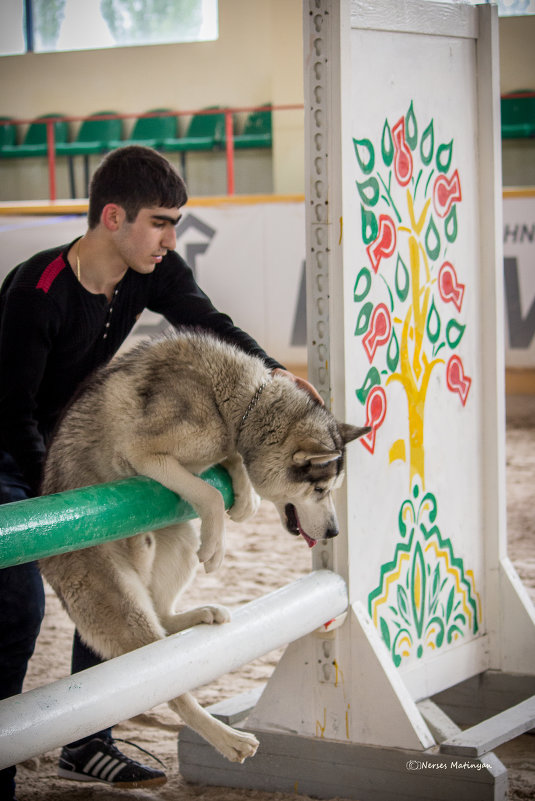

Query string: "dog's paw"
[[198, 523, 225, 573], [196, 604, 231, 625], [228, 488, 261, 523], [217, 728, 260, 763], [200, 545, 225, 573]]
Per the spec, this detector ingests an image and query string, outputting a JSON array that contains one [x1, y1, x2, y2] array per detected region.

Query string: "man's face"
[[114, 206, 182, 274]]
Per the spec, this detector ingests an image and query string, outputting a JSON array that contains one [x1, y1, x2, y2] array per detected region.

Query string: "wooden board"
[[179, 721, 508, 801], [440, 695, 535, 757]]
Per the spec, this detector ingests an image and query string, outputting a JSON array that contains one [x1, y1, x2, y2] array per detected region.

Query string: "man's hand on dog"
[[271, 368, 324, 405]]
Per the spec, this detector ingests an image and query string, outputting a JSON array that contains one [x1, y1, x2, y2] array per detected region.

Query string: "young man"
[[0, 145, 320, 798]]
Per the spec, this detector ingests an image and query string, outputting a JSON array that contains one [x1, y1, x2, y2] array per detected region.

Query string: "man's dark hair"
[[88, 145, 188, 228]]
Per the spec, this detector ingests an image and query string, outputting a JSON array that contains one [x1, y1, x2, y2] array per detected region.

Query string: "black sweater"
[[0, 239, 282, 492]]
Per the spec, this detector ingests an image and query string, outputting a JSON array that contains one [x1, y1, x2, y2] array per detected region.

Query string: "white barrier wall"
[[0, 202, 307, 369], [0, 190, 532, 371], [171, 199, 307, 367]]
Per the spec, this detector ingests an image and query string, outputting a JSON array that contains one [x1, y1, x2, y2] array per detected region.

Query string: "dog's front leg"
[[125, 452, 226, 572], [169, 692, 259, 763], [221, 454, 260, 522]]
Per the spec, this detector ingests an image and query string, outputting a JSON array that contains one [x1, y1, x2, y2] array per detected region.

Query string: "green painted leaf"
[[406, 101, 418, 150], [381, 120, 393, 167], [355, 302, 373, 336], [353, 137, 375, 174], [420, 119, 434, 166], [446, 319, 466, 349], [355, 366, 381, 404], [437, 140, 453, 173], [445, 204, 458, 243], [380, 617, 391, 649], [426, 298, 441, 344], [387, 329, 400, 372], [395, 253, 410, 302], [356, 176, 380, 207], [354, 267, 372, 302], [361, 205, 378, 245], [425, 215, 441, 261]]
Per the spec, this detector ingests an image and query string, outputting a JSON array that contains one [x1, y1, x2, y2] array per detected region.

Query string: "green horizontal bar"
[[0, 466, 234, 569]]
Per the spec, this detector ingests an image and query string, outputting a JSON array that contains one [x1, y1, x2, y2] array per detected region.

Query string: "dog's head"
[[244, 395, 369, 547], [276, 420, 368, 547]]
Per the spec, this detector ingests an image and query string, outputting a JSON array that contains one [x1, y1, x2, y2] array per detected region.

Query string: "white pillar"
[[248, 0, 534, 751]]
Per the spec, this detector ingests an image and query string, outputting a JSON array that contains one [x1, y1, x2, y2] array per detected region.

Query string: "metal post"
[[46, 121, 57, 202], [225, 110, 235, 195]]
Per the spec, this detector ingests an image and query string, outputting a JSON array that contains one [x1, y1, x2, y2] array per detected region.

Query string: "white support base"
[[179, 709, 508, 801], [497, 558, 535, 674], [246, 602, 435, 750], [178, 671, 535, 800], [440, 696, 535, 757]]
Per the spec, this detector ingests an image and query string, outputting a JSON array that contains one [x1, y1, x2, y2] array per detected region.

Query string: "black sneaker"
[[57, 736, 167, 788]]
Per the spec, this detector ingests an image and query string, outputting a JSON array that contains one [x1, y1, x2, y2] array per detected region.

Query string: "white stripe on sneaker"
[[100, 757, 120, 780], [107, 760, 127, 782], [94, 754, 114, 777], [82, 752, 105, 775], [86, 752, 112, 777]]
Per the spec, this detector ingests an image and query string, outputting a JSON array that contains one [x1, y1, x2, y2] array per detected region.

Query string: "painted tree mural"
[[352, 102, 482, 667]]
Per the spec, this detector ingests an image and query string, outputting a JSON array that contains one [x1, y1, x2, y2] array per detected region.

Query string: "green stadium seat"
[[0, 117, 17, 157], [55, 111, 123, 197], [233, 107, 272, 149], [162, 107, 225, 153], [501, 91, 535, 139], [56, 111, 122, 158], [1, 114, 69, 158], [162, 107, 225, 181], [109, 108, 177, 149]]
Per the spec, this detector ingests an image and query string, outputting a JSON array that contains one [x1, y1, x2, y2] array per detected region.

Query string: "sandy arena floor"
[[11, 396, 535, 801]]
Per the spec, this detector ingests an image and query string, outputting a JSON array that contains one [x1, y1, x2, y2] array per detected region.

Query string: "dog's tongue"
[[294, 510, 317, 548]]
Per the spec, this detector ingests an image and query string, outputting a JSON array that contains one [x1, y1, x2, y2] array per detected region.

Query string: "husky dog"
[[40, 331, 368, 764]]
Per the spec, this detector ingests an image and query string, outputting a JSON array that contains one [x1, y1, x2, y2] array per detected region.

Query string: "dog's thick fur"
[[40, 331, 367, 764]]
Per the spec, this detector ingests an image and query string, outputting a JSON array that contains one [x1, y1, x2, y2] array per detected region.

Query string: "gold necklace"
[[76, 238, 82, 283]]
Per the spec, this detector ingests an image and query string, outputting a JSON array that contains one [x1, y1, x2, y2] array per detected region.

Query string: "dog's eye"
[[314, 486, 325, 495]]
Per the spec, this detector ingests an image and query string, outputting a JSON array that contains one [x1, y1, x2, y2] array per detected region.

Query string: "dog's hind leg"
[[150, 522, 231, 635], [170, 692, 259, 763], [42, 547, 168, 661]]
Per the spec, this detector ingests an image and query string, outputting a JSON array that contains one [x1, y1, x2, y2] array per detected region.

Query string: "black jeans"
[[68, 631, 111, 747], [0, 452, 45, 799], [0, 452, 109, 798]]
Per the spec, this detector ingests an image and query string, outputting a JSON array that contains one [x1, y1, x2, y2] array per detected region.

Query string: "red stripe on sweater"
[[36, 255, 67, 293]]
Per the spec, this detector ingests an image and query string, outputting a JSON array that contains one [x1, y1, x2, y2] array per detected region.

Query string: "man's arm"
[[0, 289, 57, 492], [149, 253, 285, 370], [150, 253, 323, 403]]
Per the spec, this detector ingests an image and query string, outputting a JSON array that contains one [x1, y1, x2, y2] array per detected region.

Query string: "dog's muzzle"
[[284, 504, 338, 548]]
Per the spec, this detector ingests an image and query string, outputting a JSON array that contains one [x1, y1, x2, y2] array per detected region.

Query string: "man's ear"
[[101, 203, 125, 231]]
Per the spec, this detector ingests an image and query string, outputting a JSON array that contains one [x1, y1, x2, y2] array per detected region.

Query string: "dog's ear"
[[292, 439, 342, 466], [337, 422, 372, 444]]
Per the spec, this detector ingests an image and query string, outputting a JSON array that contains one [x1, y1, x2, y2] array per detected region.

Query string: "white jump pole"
[[0, 570, 347, 770]]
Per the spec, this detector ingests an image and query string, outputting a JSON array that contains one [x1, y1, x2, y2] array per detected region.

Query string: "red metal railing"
[[6, 105, 304, 202]]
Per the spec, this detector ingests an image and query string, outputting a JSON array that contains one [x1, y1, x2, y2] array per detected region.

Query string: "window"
[[1, 0, 25, 55], [0, 0, 218, 56], [495, 0, 535, 14]]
